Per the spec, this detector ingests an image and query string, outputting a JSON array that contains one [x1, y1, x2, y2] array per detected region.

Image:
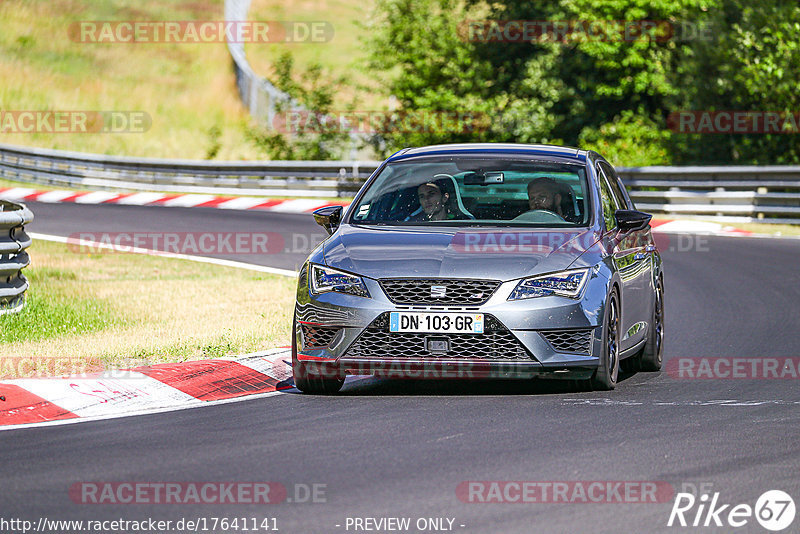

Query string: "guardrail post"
[[0, 200, 33, 315]]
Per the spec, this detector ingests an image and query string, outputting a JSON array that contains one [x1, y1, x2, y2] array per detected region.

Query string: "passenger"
[[527, 177, 564, 218]]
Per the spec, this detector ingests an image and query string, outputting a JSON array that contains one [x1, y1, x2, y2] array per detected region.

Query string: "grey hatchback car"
[[292, 143, 664, 393]]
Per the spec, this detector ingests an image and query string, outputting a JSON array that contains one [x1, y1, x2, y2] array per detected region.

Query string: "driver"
[[527, 177, 564, 218], [408, 179, 459, 221]]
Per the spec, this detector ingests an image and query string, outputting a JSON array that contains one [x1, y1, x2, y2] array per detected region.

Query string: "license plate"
[[389, 312, 484, 334]]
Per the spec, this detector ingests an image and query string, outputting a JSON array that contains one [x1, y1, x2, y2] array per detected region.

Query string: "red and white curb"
[[649, 219, 752, 236], [0, 348, 297, 430], [1, 186, 762, 236], [0, 187, 350, 213]]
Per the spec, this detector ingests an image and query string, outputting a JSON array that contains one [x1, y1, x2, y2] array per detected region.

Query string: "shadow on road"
[[281, 371, 641, 397]]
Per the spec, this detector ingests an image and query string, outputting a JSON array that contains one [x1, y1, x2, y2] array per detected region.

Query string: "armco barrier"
[[225, 0, 294, 126], [0, 143, 376, 199], [2, 143, 799, 223], [619, 165, 800, 224], [0, 200, 33, 315]]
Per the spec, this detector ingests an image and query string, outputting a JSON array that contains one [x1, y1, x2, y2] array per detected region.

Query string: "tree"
[[247, 53, 354, 160], [672, 0, 800, 163], [365, 0, 499, 154], [366, 0, 800, 164]]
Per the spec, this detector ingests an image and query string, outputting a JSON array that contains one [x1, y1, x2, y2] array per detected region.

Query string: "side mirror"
[[313, 205, 343, 235], [615, 209, 652, 233]]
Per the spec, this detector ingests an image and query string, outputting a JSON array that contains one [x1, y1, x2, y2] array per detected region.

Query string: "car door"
[[597, 161, 652, 352]]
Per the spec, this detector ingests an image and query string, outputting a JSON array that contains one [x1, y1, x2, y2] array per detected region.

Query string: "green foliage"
[[579, 110, 671, 166], [365, 0, 498, 154], [205, 125, 222, 160], [247, 52, 354, 160], [367, 0, 800, 165], [672, 0, 800, 163]]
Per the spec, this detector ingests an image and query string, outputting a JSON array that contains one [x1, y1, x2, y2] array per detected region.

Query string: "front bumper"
[[295, 269, 609, 380]]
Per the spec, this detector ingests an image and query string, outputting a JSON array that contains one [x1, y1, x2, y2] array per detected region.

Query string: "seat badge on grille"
[[430, 285, 447, 298]]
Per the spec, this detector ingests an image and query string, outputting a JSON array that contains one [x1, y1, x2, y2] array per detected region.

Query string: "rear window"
[[349, 157, 590, 227]]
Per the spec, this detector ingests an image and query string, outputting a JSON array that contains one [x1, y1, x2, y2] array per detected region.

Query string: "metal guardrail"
[[225, 0, 294, 126], [2, 142, 800, 223], [617, 166, 800, 224], [0, 200, 32, 315], [0, 143, 374, 198]]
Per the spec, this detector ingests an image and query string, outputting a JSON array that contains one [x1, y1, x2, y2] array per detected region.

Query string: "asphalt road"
[[2, 202, 800, 533], [23, 201, 326, 271]]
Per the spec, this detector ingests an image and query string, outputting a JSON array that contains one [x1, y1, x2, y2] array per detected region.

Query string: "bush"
[[578, 110, 671, 166]]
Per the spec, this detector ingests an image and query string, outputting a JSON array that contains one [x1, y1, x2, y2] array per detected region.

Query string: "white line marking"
[[562, 399, 800, 406], [29, 233, 298, 277]]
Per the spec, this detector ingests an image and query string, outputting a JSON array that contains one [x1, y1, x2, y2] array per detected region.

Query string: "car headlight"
[[310, 264, 370, 298], [508, 268, 590, 300]]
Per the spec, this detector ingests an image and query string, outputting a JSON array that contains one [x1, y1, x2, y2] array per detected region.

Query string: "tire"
[[589, 288, 620, 391], [638, 276, 664, 372], [291, 318, 344, 394]]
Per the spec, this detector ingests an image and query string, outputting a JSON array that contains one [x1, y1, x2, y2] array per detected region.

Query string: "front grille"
[[540, 329, 593, 355], [300, 324, 340, 348], [379, 278, 500, 306], [344, 314, 531, 361]]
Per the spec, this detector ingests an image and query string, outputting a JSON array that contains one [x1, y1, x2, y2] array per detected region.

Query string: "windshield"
[[349, 157, 591, 227]]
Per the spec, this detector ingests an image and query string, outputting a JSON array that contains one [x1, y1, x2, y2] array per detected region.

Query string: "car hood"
[[322, 224, 601, 281]]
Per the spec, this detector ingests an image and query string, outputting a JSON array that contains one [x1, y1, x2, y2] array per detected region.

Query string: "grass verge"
[[707, 220, 800, 237], [0, 0, 261, 159], [247, 0, 382, 109], [0, 239, 295, 378]]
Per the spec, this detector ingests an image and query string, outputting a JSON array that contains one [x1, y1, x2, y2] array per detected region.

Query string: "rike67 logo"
[[668, 490, 796, 531]]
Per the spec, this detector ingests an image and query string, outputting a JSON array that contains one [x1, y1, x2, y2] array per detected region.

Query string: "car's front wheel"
[[589, 288, 620, 390], [291, 319, 344, 394]]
